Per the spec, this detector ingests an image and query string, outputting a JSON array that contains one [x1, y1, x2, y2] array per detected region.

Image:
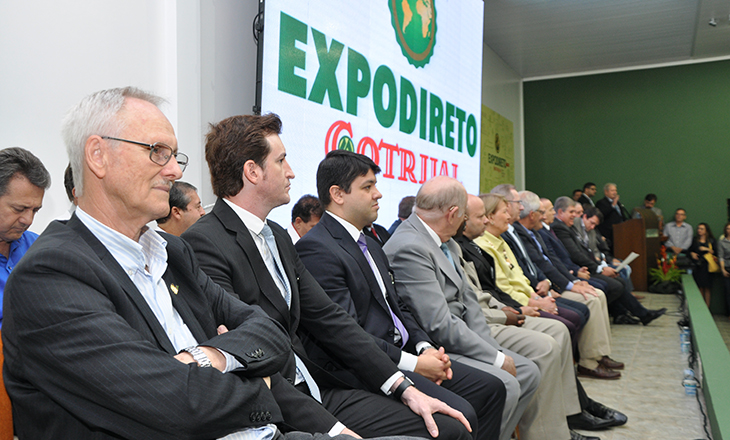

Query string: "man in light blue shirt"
[[0, 147, 50, 328]]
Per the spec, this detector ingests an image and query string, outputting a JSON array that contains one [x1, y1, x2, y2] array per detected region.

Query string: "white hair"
[[60, 87, 165, 196]]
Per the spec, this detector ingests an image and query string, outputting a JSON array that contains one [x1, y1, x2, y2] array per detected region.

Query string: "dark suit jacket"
[[513, 223, 573, 291], [2, 215, 291, 440], [182, 200, 400, 398], [454, 235, 524, 310], [501, 226, 546, 289], [539, 227, 582, 275], [295, 213, 433, 384], [363, 223, 391, 246], [577, 194, 594, 207], [552, 219, 600, 273], [595, 197, 629, 246]]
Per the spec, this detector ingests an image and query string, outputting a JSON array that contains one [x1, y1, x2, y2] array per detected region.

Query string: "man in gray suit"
[[383, 177, 545, 440], [384, 177, 598, 440]]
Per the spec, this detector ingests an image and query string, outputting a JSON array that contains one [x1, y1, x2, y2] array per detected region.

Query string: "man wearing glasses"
[[2, 87, 393, 440]]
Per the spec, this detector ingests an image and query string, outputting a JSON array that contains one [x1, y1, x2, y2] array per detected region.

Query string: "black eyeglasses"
[[101, 136, 188, 172]]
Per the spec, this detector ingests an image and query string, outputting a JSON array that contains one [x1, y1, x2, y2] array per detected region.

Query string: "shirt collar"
[[75, 207, 168, 276], [326, 211, 362, 242], [480, 229, 505, 250], [414, 214, 443, 248], [223, 198, 267, 235], [542, 222, 551, 230]]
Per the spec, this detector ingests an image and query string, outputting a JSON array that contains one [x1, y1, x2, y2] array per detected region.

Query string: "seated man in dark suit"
[[296, 150, 506, 440], [2, 87, 363, 440], [183, 114, 471, 440], [552, 197, 664, 326], [388, 196, 416, 235]]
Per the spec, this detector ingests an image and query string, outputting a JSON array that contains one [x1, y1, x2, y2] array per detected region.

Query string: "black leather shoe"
[[570, 429, 601, 440], [587, 400, 628, 427], [577, 364, 621, 380], [640, 307, 667, 325], [613, 313, 640, 325], [567, 410, 615, 430]]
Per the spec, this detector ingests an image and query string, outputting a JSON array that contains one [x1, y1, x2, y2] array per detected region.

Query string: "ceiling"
[[482, 0, 730, 79]]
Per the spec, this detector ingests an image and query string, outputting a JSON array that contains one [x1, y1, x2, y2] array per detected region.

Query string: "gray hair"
[[490, 183, 516, 200], [518, 190, 540, 219], [0, 147, 51, 197], [554, 196, 576, 214], [603, 182, 616, 193], [61, 87, 166, 196]]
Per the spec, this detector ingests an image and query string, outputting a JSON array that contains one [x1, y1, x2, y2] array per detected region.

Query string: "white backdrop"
[[261, 0, 485, 227]]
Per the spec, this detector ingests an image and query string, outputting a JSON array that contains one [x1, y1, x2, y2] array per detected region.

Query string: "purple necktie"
[[357, 234, 409, 347]]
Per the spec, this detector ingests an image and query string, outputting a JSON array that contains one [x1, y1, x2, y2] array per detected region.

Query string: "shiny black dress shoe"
[[570, 429, 601, 440], [567, 410, 615, 430], [613, 313, 640, 325], [641, 307, 667, 325], [587, 400, 628, 427]]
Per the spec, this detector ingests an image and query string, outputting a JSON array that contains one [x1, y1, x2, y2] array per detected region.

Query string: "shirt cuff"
[[566, 281, 574, 291], [382, 371, 406, 395], [493, 351, 505, 369], [217, 348, 243, 373], [415, 341, 434, 355], [398, 352, 419, 372], [328, 422, 346, 436]]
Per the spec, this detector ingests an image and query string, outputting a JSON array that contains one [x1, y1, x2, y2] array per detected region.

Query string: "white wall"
[[0, 0, 261, 233], [480, 44, 524, 188], [1, 1, 524, 233]]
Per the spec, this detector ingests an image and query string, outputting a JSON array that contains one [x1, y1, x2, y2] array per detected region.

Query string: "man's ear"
[[171, 206, 183, 220], [329, 185, 345, 206], [293, 216, 304, 227], [85, 136, 107, 179], [243, 159, 260, 185]]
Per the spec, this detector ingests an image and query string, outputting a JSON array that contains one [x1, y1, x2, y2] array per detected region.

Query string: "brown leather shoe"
[[599, 355, 624, 370], [577, 364, 621, 380]]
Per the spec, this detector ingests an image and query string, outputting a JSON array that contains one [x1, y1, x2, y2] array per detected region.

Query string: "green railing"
[[683, 274, 730, 440]]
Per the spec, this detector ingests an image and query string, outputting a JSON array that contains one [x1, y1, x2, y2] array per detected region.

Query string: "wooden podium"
[[613, 213, 661, 291]]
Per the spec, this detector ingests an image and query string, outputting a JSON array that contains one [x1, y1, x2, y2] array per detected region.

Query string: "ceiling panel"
[[482, 0, 717, 78]]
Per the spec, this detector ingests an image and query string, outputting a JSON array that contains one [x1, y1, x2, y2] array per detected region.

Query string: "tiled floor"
[[574, 293, 711, 440]]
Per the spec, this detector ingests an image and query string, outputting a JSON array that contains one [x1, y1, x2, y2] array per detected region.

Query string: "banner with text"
[[261, 0, 484, 226], [480, 105, 514, 193]]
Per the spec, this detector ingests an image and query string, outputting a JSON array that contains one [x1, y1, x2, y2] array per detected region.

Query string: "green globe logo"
[[337, 136, 355, 152], [389, 0, 437, 68]]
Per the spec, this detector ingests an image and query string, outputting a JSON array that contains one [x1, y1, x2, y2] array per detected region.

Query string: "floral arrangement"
[[649, 245, 683, 284]]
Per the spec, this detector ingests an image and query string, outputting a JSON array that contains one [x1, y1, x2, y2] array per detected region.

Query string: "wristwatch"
[[182, 346, 212, 368], [393, 376, 415, 400]]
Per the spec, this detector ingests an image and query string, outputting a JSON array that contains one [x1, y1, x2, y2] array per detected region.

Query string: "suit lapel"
[[67, 215, 177, 354], [213, 199, 292, 328], [323, 214, 392, 313], [407, 216, 463, 288], [163, 270, 208, 344]]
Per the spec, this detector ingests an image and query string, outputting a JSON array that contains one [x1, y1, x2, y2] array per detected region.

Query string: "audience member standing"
[[663, 209, 693, 256], [595, 183, 628, 251], [689, 223, 717, 307]]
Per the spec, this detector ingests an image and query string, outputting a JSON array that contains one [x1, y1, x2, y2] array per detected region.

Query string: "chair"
[[0, 331, 13, 440]]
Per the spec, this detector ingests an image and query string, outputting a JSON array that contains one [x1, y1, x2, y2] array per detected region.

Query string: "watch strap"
[[182, 346, 212, 368]]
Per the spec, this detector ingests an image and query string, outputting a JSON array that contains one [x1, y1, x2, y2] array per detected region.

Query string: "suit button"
[[250, 413, 257, 422], [265, 411, 272, 421], [387, 329, 395, 337], [286, 377, 294, 384]]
